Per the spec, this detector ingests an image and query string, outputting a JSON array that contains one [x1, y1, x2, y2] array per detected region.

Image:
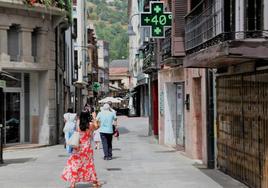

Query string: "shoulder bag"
[[66, 131, 80, 147]]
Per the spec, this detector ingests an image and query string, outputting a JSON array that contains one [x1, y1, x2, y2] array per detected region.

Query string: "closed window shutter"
[[172, 0, 187, 56]]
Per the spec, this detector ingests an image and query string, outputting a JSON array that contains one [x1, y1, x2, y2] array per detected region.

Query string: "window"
[[8, 25, 20, 61], [32, 28, 38, 62], [245, 0, 262, 31], [73, 18, 77, 39], [74, 50, 78, 70], [224, 0, 236, 34]]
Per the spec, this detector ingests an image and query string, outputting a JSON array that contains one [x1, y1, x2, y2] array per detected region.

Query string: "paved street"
[[0, 117, 247, 188]]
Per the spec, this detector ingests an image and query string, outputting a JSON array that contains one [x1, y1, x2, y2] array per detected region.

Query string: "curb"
[[3, 144, 49, 152]]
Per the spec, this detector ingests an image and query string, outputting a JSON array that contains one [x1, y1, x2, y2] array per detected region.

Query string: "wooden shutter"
[[171, 0, 187, 56]]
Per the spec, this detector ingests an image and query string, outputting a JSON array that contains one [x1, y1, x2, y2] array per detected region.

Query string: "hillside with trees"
[[87, 0, 128, 61]]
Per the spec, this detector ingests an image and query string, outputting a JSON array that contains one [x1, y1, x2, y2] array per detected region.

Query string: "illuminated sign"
[[140, 1, 172, 38]]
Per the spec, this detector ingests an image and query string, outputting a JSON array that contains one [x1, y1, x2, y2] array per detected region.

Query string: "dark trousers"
[[100, 133, 113, 157]]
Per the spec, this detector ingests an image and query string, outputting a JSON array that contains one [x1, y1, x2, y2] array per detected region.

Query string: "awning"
[[0, 71, 20, 81]]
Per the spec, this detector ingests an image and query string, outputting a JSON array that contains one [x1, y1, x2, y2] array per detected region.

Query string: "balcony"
[[161, 28, 183, 66], [184, 0, 268, 68], [142, 43, 158, 74]]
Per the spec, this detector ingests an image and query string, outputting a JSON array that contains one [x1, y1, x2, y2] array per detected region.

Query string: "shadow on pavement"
[[0, 157, 36, 166], [118, 127, 129, 134], [195, 166, 248, 188], [58, 154, 69, 158], [74, 180, 107, 188], [111, 156, 121, 160], [112, 148, 121, 151]]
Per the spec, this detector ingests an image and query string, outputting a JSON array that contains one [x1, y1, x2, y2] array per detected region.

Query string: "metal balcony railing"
[[185, 0, 268, 53], [161, 28, 172, 61], [185, 1, 223, 51], [142, 43, 157, 73]]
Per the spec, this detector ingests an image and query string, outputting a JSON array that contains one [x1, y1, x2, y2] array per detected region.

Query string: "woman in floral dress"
[[61, 111, 101, 188]]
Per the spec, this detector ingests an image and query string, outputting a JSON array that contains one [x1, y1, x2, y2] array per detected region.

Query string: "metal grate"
[[217, 71, 268, 188]]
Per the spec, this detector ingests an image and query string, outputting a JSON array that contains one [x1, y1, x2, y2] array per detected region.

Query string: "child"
[[93, 127, 101, 149]]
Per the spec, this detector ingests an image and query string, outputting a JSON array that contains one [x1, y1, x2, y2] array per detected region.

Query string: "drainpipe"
[[0, 87, 3, 163], [206, 69, 215, 168], [148, 76, 152, 136], [55, 27, 59, 144]]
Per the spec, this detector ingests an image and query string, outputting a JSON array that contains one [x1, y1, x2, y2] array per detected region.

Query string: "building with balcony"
[[157, 0, 212, 166], [97, 40, 109, 99], [0, 0, 70, 145], [128, 0, 215, 168], [109, 59, 130, 98], [72, 0, 88, 112], [184, 0, 268, 187], [86, 25, 98, 105], [128, 0, 150, 117]]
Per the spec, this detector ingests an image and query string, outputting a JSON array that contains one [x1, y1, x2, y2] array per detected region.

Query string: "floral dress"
[[61, 129, 98, 184]]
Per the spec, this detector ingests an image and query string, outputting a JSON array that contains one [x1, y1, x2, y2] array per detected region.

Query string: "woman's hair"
[[79, 112, 91, 131], [67, 108, 73, 113]]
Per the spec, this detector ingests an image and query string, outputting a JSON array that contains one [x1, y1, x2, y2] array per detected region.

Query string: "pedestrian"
[[63, 108, 77, 154], [93, 126, 101, 150], [107, 101, 119, 139], [61, 111, 101, 188], [96, 103, 117, 160]]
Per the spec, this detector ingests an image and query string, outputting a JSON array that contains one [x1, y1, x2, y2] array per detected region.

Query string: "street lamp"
[[127, 13, 140, 36]]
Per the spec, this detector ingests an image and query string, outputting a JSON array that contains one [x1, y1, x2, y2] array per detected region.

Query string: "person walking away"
[[96, 103, 117, 160], [63, 108, 77, 154], [61, 111, 101, 188], [107, 101, 119, 139], [83, 103, 94, 121]]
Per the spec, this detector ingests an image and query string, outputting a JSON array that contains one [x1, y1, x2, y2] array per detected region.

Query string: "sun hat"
[[102, 103, 110, 110]]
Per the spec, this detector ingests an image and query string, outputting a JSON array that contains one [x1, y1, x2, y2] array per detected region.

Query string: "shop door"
[[5, 92, 21, 144], [176, 83, 185, 149]]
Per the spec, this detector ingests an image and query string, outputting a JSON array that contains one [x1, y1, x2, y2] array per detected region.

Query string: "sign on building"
[[140, 1, 172, 38], [92, 82, 101, 92]]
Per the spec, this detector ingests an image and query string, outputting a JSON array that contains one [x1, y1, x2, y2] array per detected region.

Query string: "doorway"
[[4, 92, 21, 144]]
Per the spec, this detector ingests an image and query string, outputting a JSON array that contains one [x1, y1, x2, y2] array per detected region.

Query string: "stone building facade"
[[0, 0, 67, 145]]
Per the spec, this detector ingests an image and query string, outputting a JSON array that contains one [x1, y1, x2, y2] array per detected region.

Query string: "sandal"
[[92, 181, 101, 187]]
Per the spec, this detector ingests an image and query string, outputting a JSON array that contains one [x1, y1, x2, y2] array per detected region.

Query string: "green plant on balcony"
[[23, 0, 72, 23]]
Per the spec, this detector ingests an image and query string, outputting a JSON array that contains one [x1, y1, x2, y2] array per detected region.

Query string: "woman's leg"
[[95, 141, 100, 149], [70, 182, 75, 188]]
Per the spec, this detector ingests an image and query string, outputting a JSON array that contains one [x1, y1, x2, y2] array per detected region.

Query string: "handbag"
[[113, 125, 119, 137], [66, 131, 80, 147]]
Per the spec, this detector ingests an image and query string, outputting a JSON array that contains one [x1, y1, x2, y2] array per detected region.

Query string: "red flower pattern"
[[61, 130, 98, 184]]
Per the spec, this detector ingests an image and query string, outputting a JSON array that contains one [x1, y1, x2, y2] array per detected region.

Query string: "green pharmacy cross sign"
[[92, 82, 101, 92], [140, 1, 172, 38]]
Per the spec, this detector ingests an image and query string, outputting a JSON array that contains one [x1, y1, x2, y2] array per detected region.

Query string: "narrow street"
[[0, 117, 246, 188]]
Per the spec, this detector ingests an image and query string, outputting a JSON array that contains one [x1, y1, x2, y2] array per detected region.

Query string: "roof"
[[109, 67, 129, 75], [110, 59, 129, 68]]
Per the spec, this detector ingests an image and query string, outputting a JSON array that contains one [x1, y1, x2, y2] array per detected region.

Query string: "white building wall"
[[129, 0, 140, 87]]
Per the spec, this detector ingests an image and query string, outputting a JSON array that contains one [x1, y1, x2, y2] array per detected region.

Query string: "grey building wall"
[[0, 3, 65, 145]]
